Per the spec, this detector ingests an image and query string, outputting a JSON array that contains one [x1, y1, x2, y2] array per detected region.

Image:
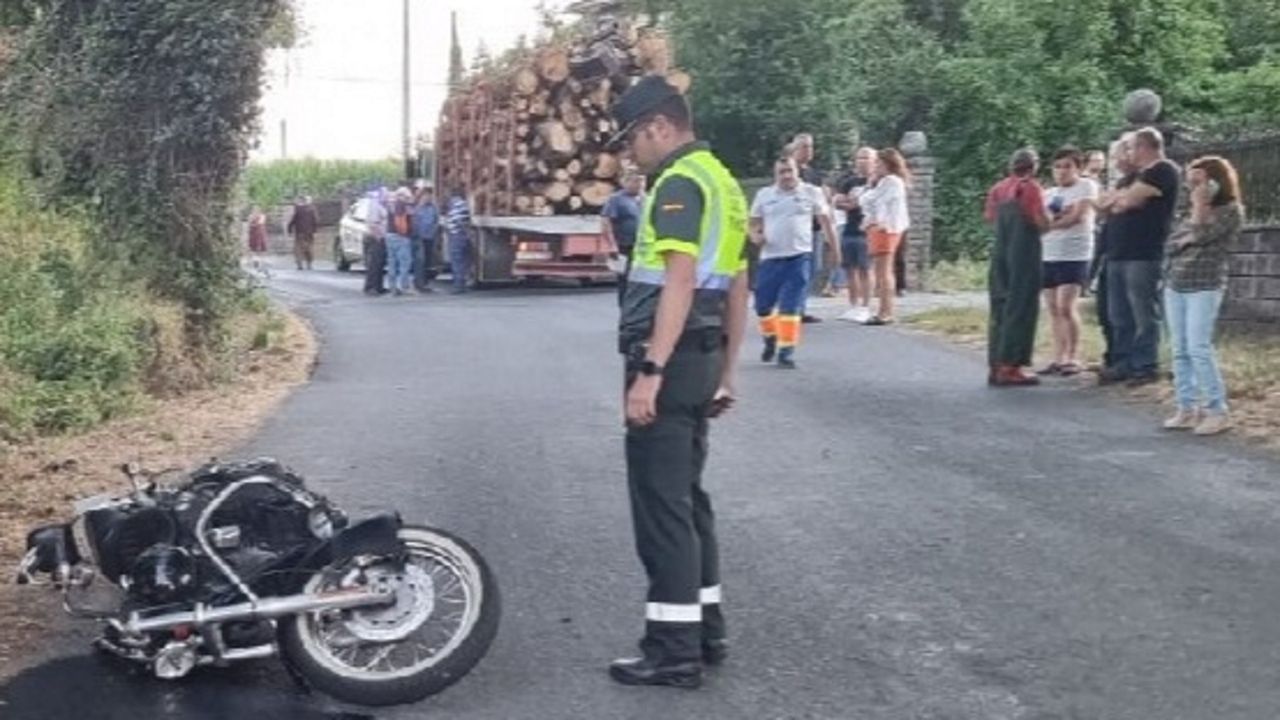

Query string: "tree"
[[630, 0, 1280, 258], [448, 11, 464, 90], [5, 0, 296, 345], [665, 0, 941, 176]]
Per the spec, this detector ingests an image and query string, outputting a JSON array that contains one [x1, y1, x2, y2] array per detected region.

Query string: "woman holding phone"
[[1162, 156, 1244, 435]]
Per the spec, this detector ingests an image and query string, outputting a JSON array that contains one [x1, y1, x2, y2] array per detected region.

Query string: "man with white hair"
[[834, 147, 877, 321]]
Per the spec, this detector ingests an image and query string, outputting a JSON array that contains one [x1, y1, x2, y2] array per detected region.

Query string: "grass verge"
[[0, 308, 316, 675], [906, 302, 1280, 449]]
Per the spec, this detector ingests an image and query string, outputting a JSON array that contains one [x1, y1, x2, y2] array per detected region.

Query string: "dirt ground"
[[0, 310, 316, 675], [905, 306, 1280, 452]]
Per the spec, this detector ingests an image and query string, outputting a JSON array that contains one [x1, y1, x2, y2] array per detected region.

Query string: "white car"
[[333, 198, 378, 272]]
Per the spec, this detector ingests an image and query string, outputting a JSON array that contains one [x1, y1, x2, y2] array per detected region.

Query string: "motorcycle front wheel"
[[279, 525, 500, 706]]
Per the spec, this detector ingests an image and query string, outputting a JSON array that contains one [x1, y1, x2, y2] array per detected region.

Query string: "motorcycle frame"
[[16, 469, 405, 677]]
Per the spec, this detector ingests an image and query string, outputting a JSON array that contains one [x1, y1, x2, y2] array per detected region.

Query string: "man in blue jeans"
[[412, 185, 440, 292], [445, 187, 472, 294], [1095, 128, 1180, 386]]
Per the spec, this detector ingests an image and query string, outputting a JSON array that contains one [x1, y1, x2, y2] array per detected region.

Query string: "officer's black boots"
[[777, 347, 797, 369], [702, 638, 729, 665], [608, 657, 703, 688]]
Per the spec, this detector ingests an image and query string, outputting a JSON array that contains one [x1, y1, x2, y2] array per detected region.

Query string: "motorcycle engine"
[[85, 459, 343, 606], [125, 544, 196, 604]]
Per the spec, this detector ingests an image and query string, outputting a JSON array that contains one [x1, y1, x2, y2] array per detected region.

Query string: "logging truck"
[[432, 9, 687, 286]]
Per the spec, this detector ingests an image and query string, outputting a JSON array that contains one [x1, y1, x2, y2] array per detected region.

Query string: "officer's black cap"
[[606, 75, 684, 150]]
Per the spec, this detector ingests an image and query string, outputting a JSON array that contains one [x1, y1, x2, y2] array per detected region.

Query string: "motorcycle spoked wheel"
[[279, 525, 500, 706]]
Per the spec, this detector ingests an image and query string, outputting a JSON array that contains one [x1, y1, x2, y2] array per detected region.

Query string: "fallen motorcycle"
[[15, 458, 499, 707]]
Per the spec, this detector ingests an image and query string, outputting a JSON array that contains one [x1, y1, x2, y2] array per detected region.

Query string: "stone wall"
[[903, 153, 934, 290], [1225, 224, 1280, 325]]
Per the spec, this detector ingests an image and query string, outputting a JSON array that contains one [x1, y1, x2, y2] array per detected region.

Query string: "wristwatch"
[[638, 360, 664, 377]]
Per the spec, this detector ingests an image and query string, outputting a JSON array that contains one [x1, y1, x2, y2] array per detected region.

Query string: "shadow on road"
[[0, 655, 374, 720]]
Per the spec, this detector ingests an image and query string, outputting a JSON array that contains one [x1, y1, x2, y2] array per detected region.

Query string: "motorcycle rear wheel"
[[279, 525, 499, 706]]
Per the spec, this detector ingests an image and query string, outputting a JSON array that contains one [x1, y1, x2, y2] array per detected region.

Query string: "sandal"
[[1058, 362, 1083, 377], [1035, 363, 1063, 376], [864, 316, 895, 326]]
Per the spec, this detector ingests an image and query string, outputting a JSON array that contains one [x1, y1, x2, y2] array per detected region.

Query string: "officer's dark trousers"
[[624, 337, 725, 663], [987, 207, 1042, 367]]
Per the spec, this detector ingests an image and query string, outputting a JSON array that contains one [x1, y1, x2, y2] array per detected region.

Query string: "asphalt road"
[[4, 259, 1280, 720]]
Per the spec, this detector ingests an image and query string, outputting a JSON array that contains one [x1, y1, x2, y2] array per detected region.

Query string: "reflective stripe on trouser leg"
[[758, 312, 779, 339], [692, 414, 725, 643], [777, 315, 802, 349], [625, 348, 722, 662]]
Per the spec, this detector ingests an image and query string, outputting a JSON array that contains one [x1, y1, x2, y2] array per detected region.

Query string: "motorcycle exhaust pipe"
[[124, 587, 394, 635]]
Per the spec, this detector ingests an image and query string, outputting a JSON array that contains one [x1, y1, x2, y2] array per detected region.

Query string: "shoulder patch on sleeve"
[[650, 176, 706, 246]]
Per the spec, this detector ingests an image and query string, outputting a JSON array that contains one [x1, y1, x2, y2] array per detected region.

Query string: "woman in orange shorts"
[[859, 149, 911, 325]]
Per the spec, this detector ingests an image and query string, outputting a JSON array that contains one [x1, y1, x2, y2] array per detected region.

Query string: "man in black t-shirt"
[[833, 147, 876, 321], [1096, 127, 1181, 385]]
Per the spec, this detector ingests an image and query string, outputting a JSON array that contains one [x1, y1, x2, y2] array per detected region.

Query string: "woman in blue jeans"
[[1162, 156, 1244, 436]]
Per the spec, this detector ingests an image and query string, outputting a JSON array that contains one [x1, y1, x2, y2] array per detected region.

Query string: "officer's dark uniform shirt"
[[619, 141, 742, 344]]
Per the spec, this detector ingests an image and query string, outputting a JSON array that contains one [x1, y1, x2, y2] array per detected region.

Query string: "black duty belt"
[[621, 329, 724, 362]]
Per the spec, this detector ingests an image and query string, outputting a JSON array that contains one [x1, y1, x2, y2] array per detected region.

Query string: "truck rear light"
[[516, 241, 554, 261]]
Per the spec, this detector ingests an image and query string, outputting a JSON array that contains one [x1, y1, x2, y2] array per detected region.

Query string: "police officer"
[[607, 76, 750, 689]]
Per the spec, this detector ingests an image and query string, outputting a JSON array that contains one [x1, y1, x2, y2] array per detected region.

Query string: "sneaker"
[[1162, 408, 1200, 431], [1193, 412, 1232, 436], [761, 337, 777, 363], [838, 308, 862, 322]]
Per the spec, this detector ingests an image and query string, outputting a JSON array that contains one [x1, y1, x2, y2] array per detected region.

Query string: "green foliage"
[[654, 0, 1280, 261], [241, 158, 404, 209], [0, 175, 148, 438], [666, 0, 942, 174], [925, 257, 989, 292], [4, 0, 295, 344]]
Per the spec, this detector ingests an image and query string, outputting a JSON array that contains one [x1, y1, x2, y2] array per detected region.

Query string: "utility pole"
[[281, 48, 291, 159], [401, 0, 411, 167]]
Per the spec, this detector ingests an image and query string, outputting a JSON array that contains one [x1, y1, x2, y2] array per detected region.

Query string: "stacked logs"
[[434, 21, 689, 217]]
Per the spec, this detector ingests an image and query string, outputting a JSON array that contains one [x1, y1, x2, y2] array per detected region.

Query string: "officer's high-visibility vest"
[[629, 149, 748, 290]]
